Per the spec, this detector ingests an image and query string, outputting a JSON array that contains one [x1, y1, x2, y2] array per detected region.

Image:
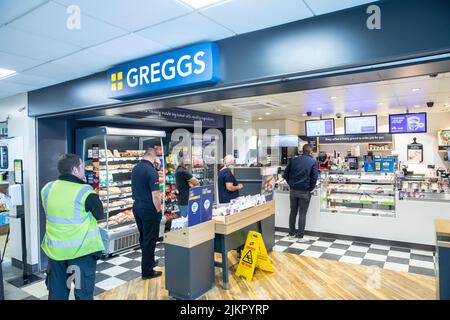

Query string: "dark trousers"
[[46, 253, 98, 300], [289, 190, 312, 237], [133, 205, 162, 277]]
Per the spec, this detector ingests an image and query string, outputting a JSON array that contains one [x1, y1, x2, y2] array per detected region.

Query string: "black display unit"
[[305, 118, 335, 137], [344, 115, 378, 135], [389, 112, 427, 134]]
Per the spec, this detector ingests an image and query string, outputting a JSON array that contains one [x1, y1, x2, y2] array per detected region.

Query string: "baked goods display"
[[98, 210, 134, 228]]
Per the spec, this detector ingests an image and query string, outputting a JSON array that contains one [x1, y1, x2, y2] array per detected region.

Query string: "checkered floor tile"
[[13, 243, 165, 300], [274, 231, 436, 277], [11, 233, 436, 300]]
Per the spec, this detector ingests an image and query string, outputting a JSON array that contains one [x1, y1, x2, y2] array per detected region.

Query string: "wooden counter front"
[[435, 219, 450, 248], [212, 201, 275, 235], [164, 220, 215, 249]]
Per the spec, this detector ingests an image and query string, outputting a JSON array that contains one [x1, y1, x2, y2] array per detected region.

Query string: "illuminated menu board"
[[305, 119, 335, 137]]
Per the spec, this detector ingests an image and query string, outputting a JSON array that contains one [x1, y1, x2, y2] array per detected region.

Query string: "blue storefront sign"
[[107, 42, 220, 99]]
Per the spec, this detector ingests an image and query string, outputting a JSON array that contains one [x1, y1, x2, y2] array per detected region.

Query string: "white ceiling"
[[0, 0, 378, 100], [184, 72, 450, 123]]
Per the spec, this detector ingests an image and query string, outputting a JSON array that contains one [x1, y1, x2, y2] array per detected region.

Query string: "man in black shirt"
[[175, 156, 199, 217], [131, 148, 162, 280]]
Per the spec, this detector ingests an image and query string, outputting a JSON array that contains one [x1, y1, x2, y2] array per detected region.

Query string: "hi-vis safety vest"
[[41, 180, 105, 261]]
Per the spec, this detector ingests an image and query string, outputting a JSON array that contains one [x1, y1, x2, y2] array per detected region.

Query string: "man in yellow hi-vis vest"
[[41, 154, 104, 300]]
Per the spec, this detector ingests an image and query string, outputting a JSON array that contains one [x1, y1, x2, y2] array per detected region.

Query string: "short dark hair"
[[57, 154, 82, 175], [302, 144, 313, 155]]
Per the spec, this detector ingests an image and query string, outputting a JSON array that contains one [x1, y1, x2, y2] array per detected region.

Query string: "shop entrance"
[[32, 58, 450, 300]]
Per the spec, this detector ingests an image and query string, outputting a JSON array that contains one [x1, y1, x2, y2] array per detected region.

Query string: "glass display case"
[[321, 171, 396, 218], [398, 175, 450, 202], [76, 127, 166, 256]]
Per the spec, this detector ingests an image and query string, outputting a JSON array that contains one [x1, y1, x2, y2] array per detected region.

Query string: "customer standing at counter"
[[131, 148, 162, 280], [283, 144, 318, 242], [175, 155, 199, 217], [41, 154, 104, 300], [218, 155, 243, 204]]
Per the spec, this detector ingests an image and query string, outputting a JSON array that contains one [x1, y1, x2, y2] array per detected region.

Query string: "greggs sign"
[[107, 42, 220, 99]]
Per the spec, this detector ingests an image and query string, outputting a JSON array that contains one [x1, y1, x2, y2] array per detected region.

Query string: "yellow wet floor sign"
[[235, 231, 275, 282]]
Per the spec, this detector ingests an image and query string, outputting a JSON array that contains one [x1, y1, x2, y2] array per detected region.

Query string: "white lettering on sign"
[[123, 51, 207, 89], [177, 55, 192, 77], [150, 62, 161, 83], [128, 68, 139, 87], [162, 59, 176, 80], [194, 51, 206, 75], [140, 66, 150, 85]]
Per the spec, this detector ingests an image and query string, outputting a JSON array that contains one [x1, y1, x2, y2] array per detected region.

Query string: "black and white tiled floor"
[[5, 233, 435, 299], [273, 231, 436, 277]]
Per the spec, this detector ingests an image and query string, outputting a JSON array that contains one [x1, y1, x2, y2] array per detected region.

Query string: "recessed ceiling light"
[[353, 110, 359, 113], [414, 105, 421, 108], [330, 96, 337, 100], [265, 112, 271, 115], [178, 0, 226, 9], [244, 120, 249, 123], [317, 107, 323, 111], [412, 88, 421, 92], [378, 102, 384, 106], [0, 68, 16, 80], [258, 117, 263, 120]]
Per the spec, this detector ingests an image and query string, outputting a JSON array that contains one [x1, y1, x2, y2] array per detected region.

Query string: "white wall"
[[0, 93, 39, 268]]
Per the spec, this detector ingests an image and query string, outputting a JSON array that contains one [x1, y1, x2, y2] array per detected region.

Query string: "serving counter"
[[213, 201, 275, 289], [275, 190, 450, 246]]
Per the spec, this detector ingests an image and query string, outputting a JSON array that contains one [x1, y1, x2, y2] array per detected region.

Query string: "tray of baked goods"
[[103, 198, 134, 213], [98, 209, 135, 229], [99, 186, 132, 200]]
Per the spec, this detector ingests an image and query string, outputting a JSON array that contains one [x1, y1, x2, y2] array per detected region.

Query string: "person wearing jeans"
[[283, 144, 318, 242]]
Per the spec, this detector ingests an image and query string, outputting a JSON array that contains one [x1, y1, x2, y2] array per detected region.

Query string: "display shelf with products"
[[398, 175, 450, 202], [76, 127, 166, 256], [321, 171, 396, 218]]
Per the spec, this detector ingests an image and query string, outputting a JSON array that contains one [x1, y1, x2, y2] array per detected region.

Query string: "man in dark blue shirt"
[[131, 148, 162, 280], [283, 144, 318, 242]]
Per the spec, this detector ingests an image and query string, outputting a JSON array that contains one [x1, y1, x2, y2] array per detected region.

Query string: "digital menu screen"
[[389, 112, 427, 134], [305, 119, 335, 137], [345, 115, 377, 134]]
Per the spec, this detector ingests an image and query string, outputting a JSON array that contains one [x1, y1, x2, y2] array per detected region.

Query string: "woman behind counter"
[[218, 155, 243, 204]]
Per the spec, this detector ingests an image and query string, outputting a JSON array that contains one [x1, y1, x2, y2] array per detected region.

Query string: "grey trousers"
[[289, 190, 312, 237]]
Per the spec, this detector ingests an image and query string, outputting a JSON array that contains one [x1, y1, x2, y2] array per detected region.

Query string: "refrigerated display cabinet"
[[76, 127, 166, 256]]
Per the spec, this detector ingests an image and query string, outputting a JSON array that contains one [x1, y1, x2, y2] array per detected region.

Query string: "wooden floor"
[[98, 251, 436, 300]]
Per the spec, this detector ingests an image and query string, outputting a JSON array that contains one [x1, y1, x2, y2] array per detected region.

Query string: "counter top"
[[435, 219, 450, 238]]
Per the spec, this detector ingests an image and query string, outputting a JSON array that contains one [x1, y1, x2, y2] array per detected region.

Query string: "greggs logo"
[[107, 42, 219, 99]]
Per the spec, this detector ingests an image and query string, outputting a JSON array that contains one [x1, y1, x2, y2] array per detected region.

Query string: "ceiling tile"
[[0, 0, 47, 25], [137, 12, 234, 49], [200, 0, 313, 34], [9, 1, 127, 48], [0, 89, 16, 99], [55, 0, 193, 32], [89, 33, 169, 64], [0, 26, 80, 61], [0, 80, 38, 93], [0, 50, 44, 71], [25, 48, 122, 80], [304, 0, 378, 16], [3, 73, 60, 88]]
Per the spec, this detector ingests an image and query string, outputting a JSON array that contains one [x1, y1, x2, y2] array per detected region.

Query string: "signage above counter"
[[319, 133, 393, 144], [107, 42, 220, 100]]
